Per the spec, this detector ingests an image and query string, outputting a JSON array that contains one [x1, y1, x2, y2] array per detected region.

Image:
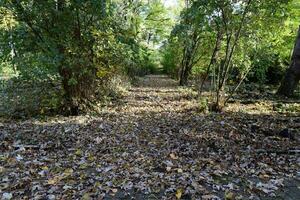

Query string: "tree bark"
[[179, 47, 192, 86], [277, 26, 300, 97], [199, 28, 223, 94], [101, 0, 107, 18], [9, 28, 18, 73], [179, 31, 200, 86], [56, 0, 80, 115]]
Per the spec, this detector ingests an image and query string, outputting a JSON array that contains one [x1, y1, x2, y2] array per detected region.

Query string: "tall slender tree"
[[277, 26, 300, 97]]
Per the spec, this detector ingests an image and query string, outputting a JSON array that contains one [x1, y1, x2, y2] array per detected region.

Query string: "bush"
[[161, 42, 182, 79], [0, 76, 63, 118], [247, 50, 287, 85], [0, 62, 16, 76], [125, 48, 158, 78], [197, 97, 209, 113], [96, 74, 130, 101], [0, 72, 131, 118]]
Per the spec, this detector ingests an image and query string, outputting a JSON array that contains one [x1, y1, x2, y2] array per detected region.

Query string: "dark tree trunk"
[[179, 68, 189, 86], [101, 0, 107, 18], [199, 29, 223, 94], [179, 50, 192, 86], [277, 26, 300, 97], [56, 0, 80, 115], [179, 31, 200, 86]]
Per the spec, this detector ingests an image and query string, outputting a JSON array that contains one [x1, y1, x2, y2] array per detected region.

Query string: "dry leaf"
[[176, 188, 183, 199], [225, 191, 235, 200], [170, 153, 178, 160], [111, 188, 118, 193]]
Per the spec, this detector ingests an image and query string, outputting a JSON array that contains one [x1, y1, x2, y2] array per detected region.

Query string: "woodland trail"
[[111, 75, 198, 114], [0, 75, 299, 199]]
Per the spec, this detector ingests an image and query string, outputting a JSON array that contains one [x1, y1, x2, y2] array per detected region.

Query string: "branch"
[[10, 0, 50, 52], [199, 27, 223, 95], [218, 0, 253, 91]]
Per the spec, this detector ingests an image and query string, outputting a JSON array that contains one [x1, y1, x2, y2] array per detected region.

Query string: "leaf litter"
[[0, 75, 299, 199]]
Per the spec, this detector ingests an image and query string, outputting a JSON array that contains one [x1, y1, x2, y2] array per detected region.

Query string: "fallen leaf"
[[111, 188, 118, 193], [170, 153, 178, 160], [202, 194, 221, 200], [225, 190, 235, 200], [2, 193, 13, 200], [82, 193, 91, 200], [177, 168, 183, 173], [176, 188, 183, 199], [16, 154, 23, 161]]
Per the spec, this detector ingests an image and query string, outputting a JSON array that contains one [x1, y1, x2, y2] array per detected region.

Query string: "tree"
[[162, 0, 293, 110], [2, 0, 108, 114], [2, 0, 142, 115], [277, 26, 300, 97]]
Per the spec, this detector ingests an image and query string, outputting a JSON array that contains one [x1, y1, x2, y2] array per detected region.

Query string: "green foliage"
[[0, 77, 63, 118], [124, 45, 158, 78], [197, 97, 209, 113], [0, 62, 15, 76], [0, 0, 172, 116], [247, 49, 287, 84], [162, 0, 298, 89], [273, 103, 300, 113], [161, 41, 182, 78], [1, 0, 300, 116]]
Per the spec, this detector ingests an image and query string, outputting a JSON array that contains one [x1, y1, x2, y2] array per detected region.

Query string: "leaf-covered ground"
[[0, 75, 299, 199]]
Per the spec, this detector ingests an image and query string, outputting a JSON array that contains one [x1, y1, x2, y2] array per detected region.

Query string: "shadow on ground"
[[0, 75, 299, 199]]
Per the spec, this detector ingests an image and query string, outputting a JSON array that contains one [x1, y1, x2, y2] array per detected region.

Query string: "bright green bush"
[[247, 48, 288, 85]]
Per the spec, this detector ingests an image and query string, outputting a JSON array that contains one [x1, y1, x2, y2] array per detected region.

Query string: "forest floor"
[[0, 75, 299, 200]]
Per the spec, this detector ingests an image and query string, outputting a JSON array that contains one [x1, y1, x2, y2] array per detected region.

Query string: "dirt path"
[[0, 75, 299, 199]]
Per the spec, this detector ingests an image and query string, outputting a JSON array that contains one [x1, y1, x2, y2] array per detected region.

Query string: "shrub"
[[198, 97, 209, 113], [0, 76, 63, 118], [247, 50, 287, 85]]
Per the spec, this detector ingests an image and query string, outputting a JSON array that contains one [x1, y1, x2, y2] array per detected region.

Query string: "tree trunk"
[[179, 46, 189, 86], [179, 52, 191, 86], [9, 28, 18, 73], [56, 0, 80, 115], [179, 31, 200, 86], [101, 0, 107, 18], [199, 28, 223, 94], [179, 66, 189, 86], [277, 26, 300, 97]]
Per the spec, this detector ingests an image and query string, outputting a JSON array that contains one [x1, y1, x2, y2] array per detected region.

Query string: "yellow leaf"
[[88, 155, 95, 161], [47, 176, 61, 185], [82, 193, 91, 200], [176, 189, 183, 199], [97, 69, 109, 78], [75, 149, 82, 156], [47, 179, 56, 185], [79, 164, 88, 169], [225, 191, 235, 200], [63, 168, 74, 177], [259, 173, 270, 180], [94, 182, 101, 188]]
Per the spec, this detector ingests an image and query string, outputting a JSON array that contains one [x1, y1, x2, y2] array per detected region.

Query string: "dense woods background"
[[0, 0, 300, 117]]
